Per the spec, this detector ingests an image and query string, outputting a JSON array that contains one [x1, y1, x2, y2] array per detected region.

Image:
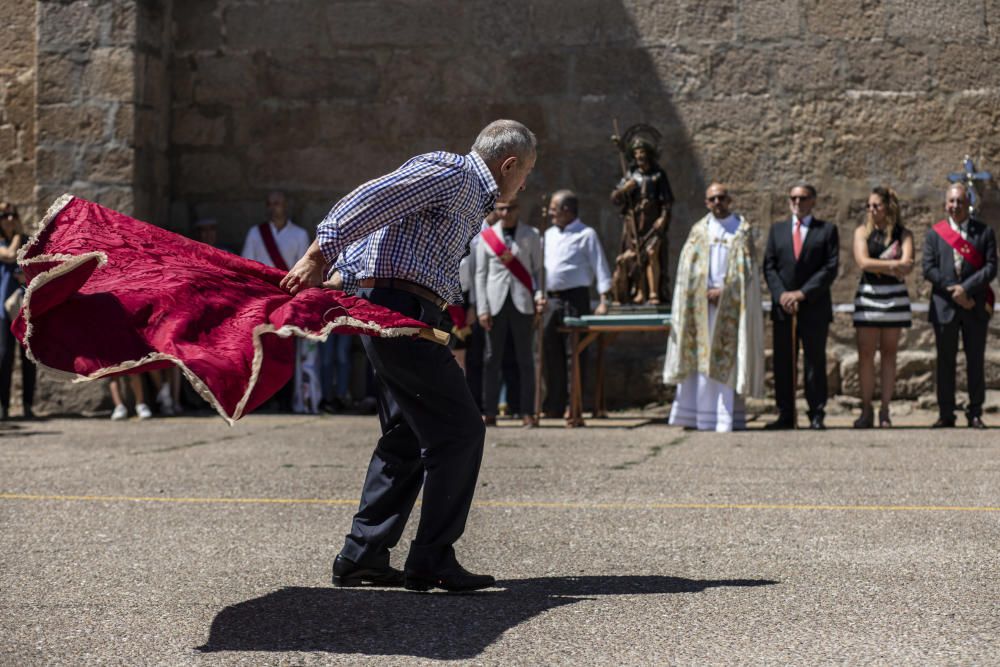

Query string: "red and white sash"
[[480, 226, 534, 293], [258, 222, 289, 271], [934, 219, 994, 314]]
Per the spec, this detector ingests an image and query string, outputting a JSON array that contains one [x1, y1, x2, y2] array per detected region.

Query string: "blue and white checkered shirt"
[[317, 151, 498, 304]]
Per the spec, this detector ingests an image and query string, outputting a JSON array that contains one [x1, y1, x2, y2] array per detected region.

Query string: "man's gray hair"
[[947, 182, 971, 200], [472, 120, 537, 162]]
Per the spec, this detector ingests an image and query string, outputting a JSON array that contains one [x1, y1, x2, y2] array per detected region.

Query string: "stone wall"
[[34, 0, 172, 227], [11, 0, 1000, 413], [0, 0, 36, 222]]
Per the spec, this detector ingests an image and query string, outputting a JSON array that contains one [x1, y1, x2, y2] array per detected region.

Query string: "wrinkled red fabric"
[[13, 196, 430, 422]]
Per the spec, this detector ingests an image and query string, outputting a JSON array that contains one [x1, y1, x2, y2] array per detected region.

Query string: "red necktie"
[[793, 219, 803, 260]]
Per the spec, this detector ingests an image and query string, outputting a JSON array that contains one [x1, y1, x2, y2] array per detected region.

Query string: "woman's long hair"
[[0, 202, 23, 242], [863, 186, 902, 240]]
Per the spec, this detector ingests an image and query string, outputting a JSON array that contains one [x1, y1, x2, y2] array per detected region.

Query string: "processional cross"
[[948, 155, 992, 216]]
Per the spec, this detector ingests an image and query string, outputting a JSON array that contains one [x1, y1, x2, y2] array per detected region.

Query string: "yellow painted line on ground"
[[1, 493, 998, 514]]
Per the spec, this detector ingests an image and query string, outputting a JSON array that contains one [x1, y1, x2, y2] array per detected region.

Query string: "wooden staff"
[[533, 193, 548, 421], [790, 312, 798, 428]]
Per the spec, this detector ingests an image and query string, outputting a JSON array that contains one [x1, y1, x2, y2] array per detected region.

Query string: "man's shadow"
[[198, 575, 777, 660]]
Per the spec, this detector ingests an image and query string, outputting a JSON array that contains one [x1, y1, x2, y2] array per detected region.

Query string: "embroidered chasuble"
[[663, 214, 764, 431]]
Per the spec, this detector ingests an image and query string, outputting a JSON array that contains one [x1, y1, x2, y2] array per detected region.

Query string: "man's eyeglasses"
[[789, 196, 813, 202], [0, 212, 16, 220], [707, 195, 729, 203]]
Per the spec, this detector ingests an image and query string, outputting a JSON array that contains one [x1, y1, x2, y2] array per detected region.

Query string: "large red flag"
[[13, 195, 432, 423]]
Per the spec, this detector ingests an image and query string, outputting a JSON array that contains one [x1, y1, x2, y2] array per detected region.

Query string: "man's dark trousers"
[[933, 311, 989, 419], [541, 286, 591, 416], [341, 287, 486, 573], [483, 295, 535, 418], [771, 316, 828, 420]]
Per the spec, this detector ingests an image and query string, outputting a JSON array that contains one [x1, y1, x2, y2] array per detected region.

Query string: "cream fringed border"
[[16, 194, 428, 425]]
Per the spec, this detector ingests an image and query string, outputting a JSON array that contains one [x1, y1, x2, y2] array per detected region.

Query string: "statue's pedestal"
[[607, 303, 670, 315]]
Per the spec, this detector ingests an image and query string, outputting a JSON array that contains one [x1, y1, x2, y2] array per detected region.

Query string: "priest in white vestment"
[[663, 183, 765, 431]]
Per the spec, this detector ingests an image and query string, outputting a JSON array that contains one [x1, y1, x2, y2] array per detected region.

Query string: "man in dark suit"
[[922, 183, 997, 429], [763, 183, 840, 430]]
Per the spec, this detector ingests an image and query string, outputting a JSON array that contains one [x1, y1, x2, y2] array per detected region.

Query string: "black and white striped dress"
[[853, 227, 912, 328]]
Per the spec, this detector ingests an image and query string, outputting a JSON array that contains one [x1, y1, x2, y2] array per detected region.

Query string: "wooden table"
[[558, 313, 672, 427]]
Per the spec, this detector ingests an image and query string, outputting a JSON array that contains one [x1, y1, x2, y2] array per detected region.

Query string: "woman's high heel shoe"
[[879, 408, 892, 428], [853, 408, 874, 429]]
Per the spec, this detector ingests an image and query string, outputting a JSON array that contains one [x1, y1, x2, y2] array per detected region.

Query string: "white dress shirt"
[[242, 220, 311, 269], [708, 213, 741, 289], [948, 216, 969, 274], [543, 219, 612, 294], [792, 214, 813, 245]]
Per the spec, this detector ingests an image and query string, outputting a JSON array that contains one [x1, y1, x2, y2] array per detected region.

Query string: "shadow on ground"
[[199, 575, 776, 659]]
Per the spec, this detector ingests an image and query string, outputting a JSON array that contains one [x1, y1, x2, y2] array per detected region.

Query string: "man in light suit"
[[763, 183, 840, 430], [923, 183, 997, 429], [475, 198, 544, 427]]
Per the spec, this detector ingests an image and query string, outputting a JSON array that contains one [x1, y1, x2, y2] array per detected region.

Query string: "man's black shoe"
[[809, 416, 825, 430], [763, 418, 795, 430], [931, 417, 956, 428], [968, 416, 987, 429], [404, 563, 495, 592], [332, 555, 405, 588]]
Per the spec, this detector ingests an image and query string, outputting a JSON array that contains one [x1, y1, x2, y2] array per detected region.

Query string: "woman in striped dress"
[[852, 186, 914, 428]]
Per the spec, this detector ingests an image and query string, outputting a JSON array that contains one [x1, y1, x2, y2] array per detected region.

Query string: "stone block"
[[232, 105, 323, 149], [172, 109, 227, 147], [170, 55, 196, 103], [112, 103, 135, 144], [709, 46, 772, 95], [37, 104, 109, 144], [110, 1, 137, 46], [262, 55, 379, 101], [246, 146, 345, 191], [37, 1, 102, 52], [224, 1, 327, 53], [35, 369, 111, 416], [81, 47, 137, 102], [192, 54, 258, 104], [82, 145, 135, 184], [802, 0, 886, 39], [173, 0, 220, 51], [572, 47, 667, 97], [37, 52, 86, 105], [0, 0, 36, 70], [886, 0, 986, 40], [843, 43, 931, 92], [3, 161, 34, 202], [738, 0, 802, 40], [178, 153, 244, 193], [324, 1, 465, 48], [4, 70, 35, 129], [672, 0, 738, 43], [0, 125, 16, 159], [772, 43, 846, 94], [138, 53, 168, 111], [35, 145, 78, 184]]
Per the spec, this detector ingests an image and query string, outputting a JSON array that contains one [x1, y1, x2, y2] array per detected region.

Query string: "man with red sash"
[[923, 183, 997, 429], [242, 191, 312, 411], [475, 198, 544, 427]]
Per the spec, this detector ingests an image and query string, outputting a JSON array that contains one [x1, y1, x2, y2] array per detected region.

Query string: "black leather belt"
[[359, 278, 448, 310], [547, 286, 589, 298]]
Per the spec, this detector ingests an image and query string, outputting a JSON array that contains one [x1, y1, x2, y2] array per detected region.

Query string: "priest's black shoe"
[[809, 416, 825, 430], [763, 418, 795, 430], [331, 555, 405, 588], [931, 417, 955, 428], [968, 416, 987, 429], [404, 563, 495, 592]]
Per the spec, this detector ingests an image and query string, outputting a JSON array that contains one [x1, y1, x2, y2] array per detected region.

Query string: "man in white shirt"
[[541, 190, 612, 420], [242, 191, 313, 412], [475, 199, 544, 427], [242, 191, 311, 270]]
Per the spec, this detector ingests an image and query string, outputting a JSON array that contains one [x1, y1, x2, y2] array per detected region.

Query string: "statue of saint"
[[610, 133, 673, 306]]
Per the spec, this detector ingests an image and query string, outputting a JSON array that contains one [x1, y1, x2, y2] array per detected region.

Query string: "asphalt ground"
[[1, 412, 998, 665]]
